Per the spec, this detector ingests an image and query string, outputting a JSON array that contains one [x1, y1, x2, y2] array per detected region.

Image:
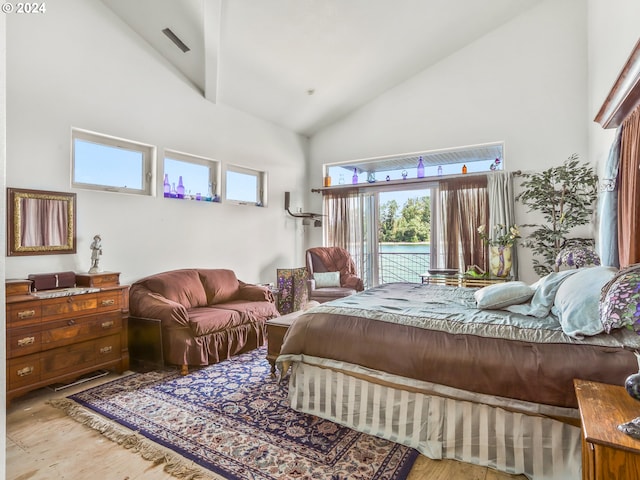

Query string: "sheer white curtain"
[[487, 172, 518, 279], [323, 190, 366, 283]]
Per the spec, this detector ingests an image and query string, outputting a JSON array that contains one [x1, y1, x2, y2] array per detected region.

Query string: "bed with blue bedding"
[[277, 267, 640, 480]]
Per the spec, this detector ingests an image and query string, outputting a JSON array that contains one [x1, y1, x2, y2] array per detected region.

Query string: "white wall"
[[5, 0, 309, 286], [587, 0, 640, 171], [1, 9, 7, 477], [309, 0, 589, 284]]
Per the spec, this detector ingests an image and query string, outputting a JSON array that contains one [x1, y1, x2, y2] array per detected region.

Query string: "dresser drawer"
[[96, 290, 123, 312], [7, 327, 42, 358], [40, 294, 98, 321], [6, 301, 42, 327], [40, 340, 98, 380], [76, 273, 120, 288], [7, 354, 41, 389], [89, 311, 122, 337], [41, 312, 122, 349], [95, 334, 122, 363]]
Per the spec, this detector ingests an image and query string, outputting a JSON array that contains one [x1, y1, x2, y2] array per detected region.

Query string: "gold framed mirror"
[[7, 188, 77, 256]]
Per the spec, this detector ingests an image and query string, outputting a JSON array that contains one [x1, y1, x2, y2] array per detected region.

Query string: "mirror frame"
[[7, 188, 77, 256]]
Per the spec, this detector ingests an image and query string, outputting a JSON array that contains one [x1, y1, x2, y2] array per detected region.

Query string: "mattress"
[[278, 282, 640, 409]]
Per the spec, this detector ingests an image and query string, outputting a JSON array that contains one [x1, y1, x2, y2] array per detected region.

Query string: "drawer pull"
[[100, 299, 116, 307], [17, 336, 36, 347], [17, 366, 34, 377], [67, 319, 76, 326], [17, 309, 36, 319], [101, 321, 115, 329], [100, 346, 113, 354]]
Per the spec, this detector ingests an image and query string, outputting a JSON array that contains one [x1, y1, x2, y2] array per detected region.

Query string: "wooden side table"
[[574, 379, 640, 479], [266, 310, 304, 377]]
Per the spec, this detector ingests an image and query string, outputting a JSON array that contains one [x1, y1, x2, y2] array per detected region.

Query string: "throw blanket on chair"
[[308, 247, 364, 291]]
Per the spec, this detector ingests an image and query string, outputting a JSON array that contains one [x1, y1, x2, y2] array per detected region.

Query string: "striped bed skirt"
[[287, 361, 582, 480]]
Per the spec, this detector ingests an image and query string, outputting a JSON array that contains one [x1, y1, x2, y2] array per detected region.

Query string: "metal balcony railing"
[[378, 252, 431, 284]]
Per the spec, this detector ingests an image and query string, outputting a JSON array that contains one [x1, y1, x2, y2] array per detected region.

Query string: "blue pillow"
[[474, 281, 534, 310], [551, 266, 617, 338], [506, 270, 578, 317]]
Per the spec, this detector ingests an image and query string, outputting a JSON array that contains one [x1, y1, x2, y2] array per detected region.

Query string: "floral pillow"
[[600, 265, 640, 334]]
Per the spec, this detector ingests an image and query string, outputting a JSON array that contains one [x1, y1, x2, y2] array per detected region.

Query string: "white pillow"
[[314, 271, 341, 288], [474, 281, 535, 310], [552, 266, 617, 339]]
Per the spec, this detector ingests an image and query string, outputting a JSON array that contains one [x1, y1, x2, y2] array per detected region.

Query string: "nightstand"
[[574, 379, 640, 479]]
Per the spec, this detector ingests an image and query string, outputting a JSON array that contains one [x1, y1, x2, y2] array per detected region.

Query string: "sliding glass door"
[[342, 187, 432, 288]]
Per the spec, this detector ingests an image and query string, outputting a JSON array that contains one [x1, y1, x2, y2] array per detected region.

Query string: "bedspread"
[[278, 283, 640, 409]]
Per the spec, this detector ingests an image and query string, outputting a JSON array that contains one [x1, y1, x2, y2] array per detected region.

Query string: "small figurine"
[[89, 234, 103, 273]]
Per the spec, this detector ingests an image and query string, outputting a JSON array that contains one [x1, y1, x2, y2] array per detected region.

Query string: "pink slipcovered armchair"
[[305, 247, 364, 303]]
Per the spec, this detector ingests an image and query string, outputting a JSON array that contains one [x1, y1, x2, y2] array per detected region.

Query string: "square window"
[[225, 165, 266, 206]]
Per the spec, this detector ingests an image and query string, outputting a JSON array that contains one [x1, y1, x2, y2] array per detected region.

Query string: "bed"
[[277, 267, 640, 480]]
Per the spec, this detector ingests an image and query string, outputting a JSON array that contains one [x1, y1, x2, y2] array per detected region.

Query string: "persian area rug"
[[50, 347, 418, 480]]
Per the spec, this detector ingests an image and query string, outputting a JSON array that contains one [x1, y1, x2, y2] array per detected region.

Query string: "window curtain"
[[488, 172, 518, 279], [619, 106, 640, 267], [323, 189, 365, 279], [433, 176, 488, 272], [598, 127, 622, 268]]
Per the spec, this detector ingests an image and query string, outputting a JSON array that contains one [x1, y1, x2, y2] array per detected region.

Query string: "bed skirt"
[[287, 361, 582, 480]]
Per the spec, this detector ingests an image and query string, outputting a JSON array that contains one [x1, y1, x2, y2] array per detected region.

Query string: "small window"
[[225, 165, 267, 206], [163, 150, 221, 202], [72, 128, 155, 195]]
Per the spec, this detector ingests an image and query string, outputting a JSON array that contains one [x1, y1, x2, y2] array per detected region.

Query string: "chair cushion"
[[187, 306, 243, 337], [214, 300, 279, 320], [198, 269, 241, 305], [137, 269, 208, 309], [311, 287, 356, 299]]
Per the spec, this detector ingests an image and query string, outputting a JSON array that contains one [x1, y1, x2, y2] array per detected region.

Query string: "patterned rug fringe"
[[47, 398, 222, 480]]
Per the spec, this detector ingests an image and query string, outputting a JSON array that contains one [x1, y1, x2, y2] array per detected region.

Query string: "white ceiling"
[[100, 0, 541, 137]]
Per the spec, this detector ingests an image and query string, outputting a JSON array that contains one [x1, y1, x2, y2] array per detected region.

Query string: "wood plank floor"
[[6, 372, 527, 480]]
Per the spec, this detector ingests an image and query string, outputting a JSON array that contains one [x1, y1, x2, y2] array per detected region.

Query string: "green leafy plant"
[[477, 224, 521, 247], [516, 154, 598, 277]]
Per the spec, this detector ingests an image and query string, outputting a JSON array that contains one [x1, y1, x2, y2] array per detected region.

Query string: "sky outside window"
[[74, 139, 143, 189]]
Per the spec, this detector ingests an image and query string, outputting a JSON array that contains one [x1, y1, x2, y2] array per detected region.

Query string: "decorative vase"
[[177, 176, 185, 199], [625, 352, 640, 401], [163, 174, 170, 197], [489, 245, 512, 277], [625, 372, 640, 401]]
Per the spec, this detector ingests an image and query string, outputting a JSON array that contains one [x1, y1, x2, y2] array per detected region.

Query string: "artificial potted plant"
[[516, 154, 598, 277]]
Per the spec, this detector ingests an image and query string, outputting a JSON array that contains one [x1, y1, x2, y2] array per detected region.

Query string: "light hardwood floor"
[[6, 372, 527, 480]]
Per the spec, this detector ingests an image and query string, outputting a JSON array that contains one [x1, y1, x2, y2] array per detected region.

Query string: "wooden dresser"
[[574, 379, 640, 480], [5, 272, 129, 405]]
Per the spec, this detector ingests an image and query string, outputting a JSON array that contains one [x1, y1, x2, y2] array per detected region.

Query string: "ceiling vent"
[[162, 28, 190, 53]]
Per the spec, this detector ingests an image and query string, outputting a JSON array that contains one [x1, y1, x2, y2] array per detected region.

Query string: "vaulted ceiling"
[[101, 0, 541, 137]]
